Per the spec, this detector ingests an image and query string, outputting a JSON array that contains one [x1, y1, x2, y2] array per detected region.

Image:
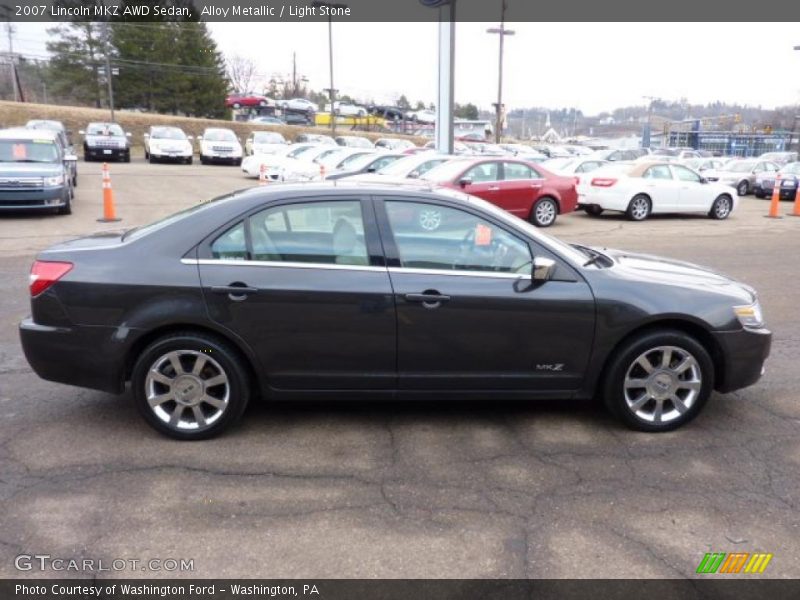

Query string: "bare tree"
[[226, 55, 259, 94]]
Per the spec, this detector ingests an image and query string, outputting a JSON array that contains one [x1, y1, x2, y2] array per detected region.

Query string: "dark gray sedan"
[[19, 182, 771, 439]]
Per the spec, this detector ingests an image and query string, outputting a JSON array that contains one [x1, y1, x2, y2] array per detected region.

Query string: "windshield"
[[340, 152, 382, 169], [421, 159, 472, 182], [0, 139, 60, 163], [341, 137, 373, 149], [378, 154, 432, 176], [728, 160, 756, 172], [151, 127, 186, 140], [87, 123, 124, 136], [204, 129, 237, 142], [253, 132, 285, 144]]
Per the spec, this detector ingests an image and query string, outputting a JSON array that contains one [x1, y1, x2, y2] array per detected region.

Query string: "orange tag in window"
[[475, 223, 492, 246], [12, 144, 26, 159]]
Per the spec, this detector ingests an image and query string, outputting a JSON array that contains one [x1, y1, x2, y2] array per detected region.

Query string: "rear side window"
[[643, 165, 672, 180], [249, 200, 368, 265], [211, 222, 247, 260], [503, 162, 537, 180]]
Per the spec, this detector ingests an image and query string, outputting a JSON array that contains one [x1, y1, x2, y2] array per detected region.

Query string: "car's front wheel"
[[584, 204, 604, 216], [131, 332, 251, 440], [709, 194, 732, 220], [603, 330, 713, 432], [530, 197, 558, 227]]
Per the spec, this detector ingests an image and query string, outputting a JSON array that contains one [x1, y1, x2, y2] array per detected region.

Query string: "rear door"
[[500, 161, 542, 217], [197, 196, 396, 391], [641, 164, 679, 212]]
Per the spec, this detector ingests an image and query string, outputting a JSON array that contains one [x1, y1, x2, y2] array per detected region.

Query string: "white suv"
[[197, 128, 243, 166]]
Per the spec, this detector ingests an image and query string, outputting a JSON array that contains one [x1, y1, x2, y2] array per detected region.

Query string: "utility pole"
[[312, 1, 347, 135], [487, 0, 514, 143], [102, 20, 115, 122], [292, 51, 297, 97], [5, 23, 18, 102]]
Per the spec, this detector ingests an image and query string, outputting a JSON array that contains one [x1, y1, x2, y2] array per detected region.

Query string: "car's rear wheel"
[[132, 332, 251, 440], [200, 155, 208, 165], [57, 193, 72, 215], [737, 180, 749, 196], [530, 197, 558, 227], [626, 194, 651, 221], [585, 204, 604, 216], [186, 157, 193, 165], [709, 194, 732, 220], [603, 330, 713, 432]]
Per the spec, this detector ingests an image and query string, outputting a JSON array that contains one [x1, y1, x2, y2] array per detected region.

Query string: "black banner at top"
[[1, 0, 800, 22]]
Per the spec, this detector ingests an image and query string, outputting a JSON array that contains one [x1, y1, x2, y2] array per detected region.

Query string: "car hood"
[[601, 247, 755, 304], [0, 163, 62, 177]]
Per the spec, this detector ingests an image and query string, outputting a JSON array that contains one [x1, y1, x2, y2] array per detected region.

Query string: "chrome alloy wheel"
[[534, 199, 557, 226], [145, 350, 230, 431], [623, 345, 702, 424], [714, 196, 731, 218], [630, 196, 650, 220]]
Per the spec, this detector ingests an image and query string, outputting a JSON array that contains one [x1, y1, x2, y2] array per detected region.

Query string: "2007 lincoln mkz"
[[19, 182, 771, 439]]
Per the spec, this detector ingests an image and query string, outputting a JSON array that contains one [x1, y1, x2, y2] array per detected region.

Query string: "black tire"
[[709, 194, 733, 220], [148, 153, 156, 164], [754, 188, 765, 199], [131, 332, 251, 440], [83, 153, 91, 162], [603, 329, 713, 432], [72, 175, 77, 187], [530, 197, 558, 227], [626, 194, 651, 221], [57, 194, 72, 215], [144, 149, 149, 160], [235, 158, 242, 167], [123, 152, 131, 163], [200, 155, 208, 165], [585, 205, 604, 216], [736, 180, 749, 196], [186, 157, 193, 165]]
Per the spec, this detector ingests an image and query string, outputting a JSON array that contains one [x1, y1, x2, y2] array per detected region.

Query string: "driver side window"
[[385, 200, 532, 274]]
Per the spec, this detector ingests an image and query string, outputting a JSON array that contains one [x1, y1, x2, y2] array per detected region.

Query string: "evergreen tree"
[[45, 22, 105, 107]]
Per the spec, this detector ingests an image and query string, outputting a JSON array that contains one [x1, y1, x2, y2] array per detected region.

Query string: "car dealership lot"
[[0, 159, 799, 577]]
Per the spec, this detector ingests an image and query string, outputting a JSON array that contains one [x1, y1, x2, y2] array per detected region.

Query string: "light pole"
[[487, 0, 514, 143], [312, 1, 347, 135]]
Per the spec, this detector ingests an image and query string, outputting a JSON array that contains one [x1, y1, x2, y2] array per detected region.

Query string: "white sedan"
[[240, 144, 322, 181], [576, 161, 737, 221]]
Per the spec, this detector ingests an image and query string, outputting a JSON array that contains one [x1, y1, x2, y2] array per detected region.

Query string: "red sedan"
[[225, 93, 272, 109], [421, 157, 578, 227]]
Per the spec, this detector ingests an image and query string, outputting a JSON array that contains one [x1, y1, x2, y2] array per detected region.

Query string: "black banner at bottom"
[[3, 579, 800, 600]]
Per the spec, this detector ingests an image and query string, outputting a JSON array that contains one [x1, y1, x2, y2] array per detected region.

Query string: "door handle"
[[487, 185, 500, 191], [405, 291, 451, 308], [211, 284, 258, 301]]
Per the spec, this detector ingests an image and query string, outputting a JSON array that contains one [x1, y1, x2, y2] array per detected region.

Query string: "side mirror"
[[458, 177, 472, 188], [408, 170, 420, 179], [699, 176, 708, 184], [366, 167, 376, 173], [532, 257, 556, 282]]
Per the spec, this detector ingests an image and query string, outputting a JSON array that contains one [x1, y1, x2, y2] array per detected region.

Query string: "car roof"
[[0, 127, 59, 141], [626, 161, 678, 176]]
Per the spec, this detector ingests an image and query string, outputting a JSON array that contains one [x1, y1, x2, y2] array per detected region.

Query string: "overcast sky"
[[11, 21, 800, 114]]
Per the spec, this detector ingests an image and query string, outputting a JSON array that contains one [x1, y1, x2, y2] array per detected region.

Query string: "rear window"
[[124, 194, 234, 242]]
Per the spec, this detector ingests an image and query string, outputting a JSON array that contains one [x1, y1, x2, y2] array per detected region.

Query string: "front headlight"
[[734, 301, 765, 329], [44, 174, 64, 186]]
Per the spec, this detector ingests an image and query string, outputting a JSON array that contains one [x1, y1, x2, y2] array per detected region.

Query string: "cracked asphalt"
[[0, 159, 798, 579]]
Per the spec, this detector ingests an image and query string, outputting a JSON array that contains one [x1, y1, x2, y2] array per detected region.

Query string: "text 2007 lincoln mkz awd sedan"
[[20, 182, 771, 440]]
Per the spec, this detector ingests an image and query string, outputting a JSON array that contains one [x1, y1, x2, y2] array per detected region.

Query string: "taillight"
[[30, 260, 73, 297], [591, 177, 618, 187]]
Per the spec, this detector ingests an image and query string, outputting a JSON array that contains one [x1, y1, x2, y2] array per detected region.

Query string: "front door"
[[671, 164, 710, 211], [198, 197, 396, 391], [376, 197, 596, 391]]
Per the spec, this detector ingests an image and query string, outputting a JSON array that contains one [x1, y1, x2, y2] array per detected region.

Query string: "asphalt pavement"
[[0, 159, 798, 578]]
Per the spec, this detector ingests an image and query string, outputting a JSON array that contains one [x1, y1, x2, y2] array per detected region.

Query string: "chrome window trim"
[[181, 258, 386, 273], [389, 267, 528, 280], [182, 258, 529, 280]]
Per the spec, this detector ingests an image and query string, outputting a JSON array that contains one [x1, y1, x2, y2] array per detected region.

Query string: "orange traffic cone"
[[765, 175, 782, 219], [259, 163, 268, 186], [320, 164, 326, 181], [97, 162, 121, 223], [788, 183, 800, 217]]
